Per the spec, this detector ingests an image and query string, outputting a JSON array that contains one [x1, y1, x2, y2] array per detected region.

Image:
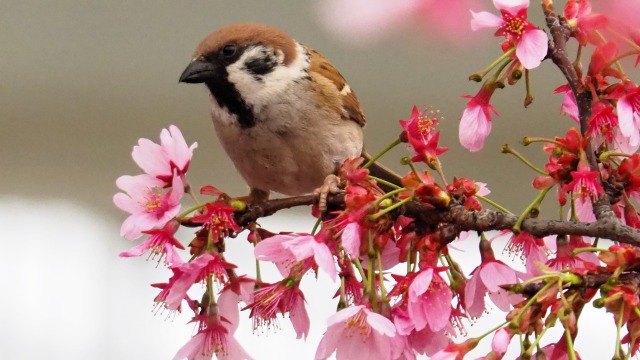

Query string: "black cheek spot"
[[245, 55, 277, 78]]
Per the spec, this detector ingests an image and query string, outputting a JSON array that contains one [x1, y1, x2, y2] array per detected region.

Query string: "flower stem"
[[369, 196, 413, 221], [311, 217, 322, 235], [363, 138, 402, 168], [513, 187, 551, 233], [501, 144, 547, 175], [470, 47, 516, 81], [368, 176, 402, 190], [476, 195, 513, 214], [177, 202, 207, 220], [376, 250, 388, 303], [373, 187, 406, 207]]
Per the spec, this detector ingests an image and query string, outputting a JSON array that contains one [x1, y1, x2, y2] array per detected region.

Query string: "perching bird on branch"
[[179, 23, 399, 210]]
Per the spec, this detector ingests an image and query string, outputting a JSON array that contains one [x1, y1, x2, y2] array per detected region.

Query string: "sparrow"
[[179, 23, 399, 210]]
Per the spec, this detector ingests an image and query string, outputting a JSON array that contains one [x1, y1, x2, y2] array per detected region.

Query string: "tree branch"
[[230, 193, 640, 246]]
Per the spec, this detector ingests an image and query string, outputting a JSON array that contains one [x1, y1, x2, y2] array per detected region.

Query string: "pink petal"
[[470, 10, 503, 31], [132, 138, 166, 177], [119, 213, 146, 240], [217, 289, 240, 332], [365, 310, 396, 337], [459, 104, 492, 152], [290, 296, 310, 340], [326, 305, 364, 327], [172, 331, 207, 360], [464, 271, 487, 318], [253, 235, 291, 262], [315, 323, 343, 360], [285, 235, 316, 261], [479, 262, 518, 292], [113, 192, 138, 214], [424, 283, 452, 332], [311, 242, 337, 281], [409, 268, 433, 298], [341, 222, 361, 258], [475, 182, 491, 196], [617, 97, 636, 137], [118, 241, 149, 257], [488, 289, 520, 311], [493, 0, 529, 12], [516, 28, 548, 69]]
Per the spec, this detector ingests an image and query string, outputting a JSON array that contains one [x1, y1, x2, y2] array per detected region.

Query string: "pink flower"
[[400, 106, 448, 166], [132, 125, 197, 185], [245, 281, 310, 340], [465, 239, 522, 317], [554, 84, 580, 123], [561, 163, 604, 202], [393, 306, 450, 356], [406, 268, 453, 332], [173, 314, 252, 360], [254, 233, 337, 281], [165, 253, 236, 310], [191, 202, 242, 243], [470, 0, 548, 69], [152, 268, 195, 314], [617, 84, 640, 147], [545, 235, 598, 271], [119, 220, 184, 266], [113, 173, 184, 240], [315, 305, 401, 360], [459, 81, 500, 152], [586, 101, 619, 144]]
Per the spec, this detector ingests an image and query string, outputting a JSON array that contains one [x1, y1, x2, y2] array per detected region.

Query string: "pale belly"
[[211, 107, 364, 196]]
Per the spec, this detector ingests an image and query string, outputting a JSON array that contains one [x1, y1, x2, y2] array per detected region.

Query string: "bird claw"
[[314, 174, 342, 213]]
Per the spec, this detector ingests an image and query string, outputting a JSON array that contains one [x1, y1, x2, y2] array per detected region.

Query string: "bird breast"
[[209, 82, 363, 196]]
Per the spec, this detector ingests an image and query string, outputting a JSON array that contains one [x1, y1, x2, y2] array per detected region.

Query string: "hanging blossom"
[[173, 290, 253, 360], [465, 239, 523, 318], [113, 172, 184, 240], [244, 279, 310, 340], [315, 305, 402, 360], [459, 79, 500, 152], [254, 232, 337, 281], [132, 125, 197, 185], [470, 0, 548, 69], [119, 220, 184, 267]]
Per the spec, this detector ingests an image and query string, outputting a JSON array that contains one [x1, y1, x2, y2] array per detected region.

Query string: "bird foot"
[[313, 174, 342, 213]]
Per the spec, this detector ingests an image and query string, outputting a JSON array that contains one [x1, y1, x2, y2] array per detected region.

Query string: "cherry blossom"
[[459, 81, 500, 152], [470, 0, 548, 69], [245, 281, 310, 340], [254, 232, 337, 281], [119, 220, 184, 266], [315, 305, 401, 360], [132, 125, 197, 185], [113, 173, 184, 240]]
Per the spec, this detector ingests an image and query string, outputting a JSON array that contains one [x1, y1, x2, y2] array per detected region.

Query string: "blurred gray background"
[[1, 1, 588, 359]]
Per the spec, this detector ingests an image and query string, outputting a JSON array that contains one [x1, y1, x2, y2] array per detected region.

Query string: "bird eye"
[[221, 44, 237, 58]]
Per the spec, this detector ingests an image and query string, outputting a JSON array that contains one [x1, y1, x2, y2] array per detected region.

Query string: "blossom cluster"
[[114, 1, 640, 359]]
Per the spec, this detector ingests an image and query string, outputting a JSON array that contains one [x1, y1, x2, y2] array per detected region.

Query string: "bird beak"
[[179, 58, 217, 83]]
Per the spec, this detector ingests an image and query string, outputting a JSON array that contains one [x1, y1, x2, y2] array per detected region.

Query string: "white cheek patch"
[[226, 43, 309, 110]]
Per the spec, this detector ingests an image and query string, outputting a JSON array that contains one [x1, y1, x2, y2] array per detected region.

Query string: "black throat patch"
[[204, 67, 256, 129]]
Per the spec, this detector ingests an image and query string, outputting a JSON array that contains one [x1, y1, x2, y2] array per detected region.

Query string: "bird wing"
[[307, 48, 366, 127]]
